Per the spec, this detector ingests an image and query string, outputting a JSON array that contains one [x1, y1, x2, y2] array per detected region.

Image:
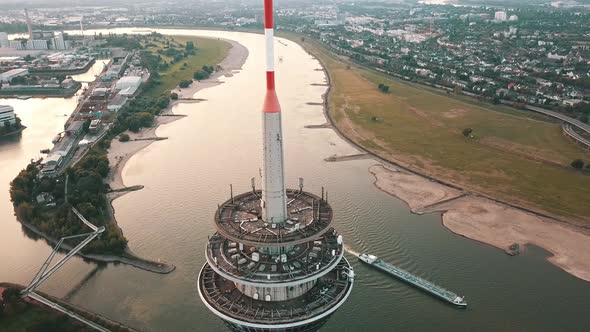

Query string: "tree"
[[571, 159, 585, 169], [581, 114, 589, 124], [170, 92, 178, 100], [119, 133, 130, 142], [185, 41, 195, 51], [462, 128, 473, 137], [100, 139, 111, 149]]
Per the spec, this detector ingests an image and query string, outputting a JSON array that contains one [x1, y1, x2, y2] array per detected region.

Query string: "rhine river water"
[[1, 29, 589, 331]]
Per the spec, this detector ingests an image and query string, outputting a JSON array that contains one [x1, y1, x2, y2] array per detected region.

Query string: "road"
[[563, 124, 590, 149], [525, 104, 590, 135]]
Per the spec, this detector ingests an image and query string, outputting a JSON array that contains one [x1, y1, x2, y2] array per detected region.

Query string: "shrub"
[[462, 128, 473, 137], [571, 159, 584, 169], [119, 133, 130, 142], [178, 79, 192, 88]]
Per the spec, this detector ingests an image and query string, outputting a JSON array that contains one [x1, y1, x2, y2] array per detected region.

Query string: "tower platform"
[[206, 228, 344, 285], [214, 190, 333, 247]]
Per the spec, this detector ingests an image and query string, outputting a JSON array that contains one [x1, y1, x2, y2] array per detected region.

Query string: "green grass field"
[[287, 34, 590, 222], [143, 36, 230, 98]]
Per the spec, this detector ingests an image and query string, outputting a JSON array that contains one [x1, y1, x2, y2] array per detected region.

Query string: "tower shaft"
[[261, 0, 287, 224], [25, 9, 33, 40]]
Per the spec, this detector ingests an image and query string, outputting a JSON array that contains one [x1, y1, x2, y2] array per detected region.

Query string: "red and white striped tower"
[[261, 0, 288, 224], [197, 2, 355, 331]]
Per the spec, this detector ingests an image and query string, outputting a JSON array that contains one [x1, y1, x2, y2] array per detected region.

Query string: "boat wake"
[[344, 245, 361, 257]]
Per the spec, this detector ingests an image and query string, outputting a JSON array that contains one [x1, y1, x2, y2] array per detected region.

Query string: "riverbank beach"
[[369, 164, 590, 282]]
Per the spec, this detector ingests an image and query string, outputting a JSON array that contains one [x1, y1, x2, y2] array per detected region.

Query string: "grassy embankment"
[[284, 34, 590, 222], [142, 35, 230, 98]]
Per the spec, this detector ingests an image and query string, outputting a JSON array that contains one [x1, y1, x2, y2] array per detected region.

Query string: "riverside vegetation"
[[9, 33, 229, 255]]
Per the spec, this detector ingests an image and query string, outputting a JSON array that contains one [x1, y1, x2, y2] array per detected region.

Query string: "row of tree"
[[193, 65, 216, 81]]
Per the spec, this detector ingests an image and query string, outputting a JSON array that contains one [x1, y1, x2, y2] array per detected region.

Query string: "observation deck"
[[214, 190, 333, 247], [206, 228, 343, 286], [198, 257, 355, 330]]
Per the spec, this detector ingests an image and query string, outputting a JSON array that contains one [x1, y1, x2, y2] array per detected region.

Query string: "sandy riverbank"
[[369, 164, 590, 282]]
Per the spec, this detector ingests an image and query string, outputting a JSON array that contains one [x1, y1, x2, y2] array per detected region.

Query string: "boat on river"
[[359, 253, 467, 307]]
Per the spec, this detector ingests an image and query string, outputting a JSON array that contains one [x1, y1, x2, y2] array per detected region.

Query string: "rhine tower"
[[197, 0, 355, 331]]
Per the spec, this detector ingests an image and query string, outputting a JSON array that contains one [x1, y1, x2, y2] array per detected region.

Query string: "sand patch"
[[440, 196, 590, 282], [369, 164, 463, 211]]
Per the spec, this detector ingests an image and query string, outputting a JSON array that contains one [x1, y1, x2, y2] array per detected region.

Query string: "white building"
[[114, 76, 142, 96], [0, 32, 9, 48], [509, 15, 519, 21], [51, 32, 67, 50], [495, 11, 508, 21], [0, 105, 17, 126], [0, 68, 29, 83], [26, 39, 48, 50], [9, 40, 23, 50]]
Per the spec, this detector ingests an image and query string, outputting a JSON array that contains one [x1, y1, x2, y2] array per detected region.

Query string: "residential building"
[[494, 11, 507, 21]]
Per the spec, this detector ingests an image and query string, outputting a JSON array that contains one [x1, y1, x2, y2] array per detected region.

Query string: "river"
[[1, 29, 589, 331]]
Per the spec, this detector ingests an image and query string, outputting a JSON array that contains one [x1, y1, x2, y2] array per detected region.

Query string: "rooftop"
[[214, 190, 333, 247]]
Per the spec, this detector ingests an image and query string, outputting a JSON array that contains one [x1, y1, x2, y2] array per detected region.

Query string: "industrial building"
[[114, 76, 142, 97], [0, 68, 29, 83], [107, 94, 128, 112], [197, 1, 354, 331], [0, 105, 17, 126]]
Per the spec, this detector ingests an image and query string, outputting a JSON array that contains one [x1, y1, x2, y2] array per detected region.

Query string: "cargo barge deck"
[[359, 253, 467, 307]]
